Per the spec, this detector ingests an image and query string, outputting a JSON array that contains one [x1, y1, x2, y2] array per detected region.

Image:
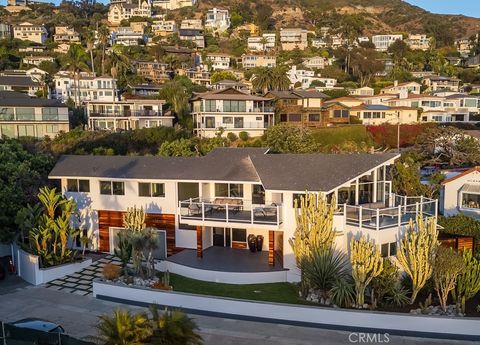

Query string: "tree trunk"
[[101, 46, 105, 76], [90, 50, 95, 75]]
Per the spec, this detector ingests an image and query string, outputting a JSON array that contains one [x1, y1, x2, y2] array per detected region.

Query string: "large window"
[[462, 193, 480, 209], [333, 109, 349, 118], [42, 108, 59, 121], [205, 100, 216, 112], [100, 181, 124, 195], [139, 182, 165, 197], [288, 114, 302, 122], [215, 183, 243, 198], [18, 125, 35, 137], [0, 107, 14, 121], [223, 100, 246, 112], [308, 113, 320, 122], [67, 179, 90, 193], [16, 108, 35, 121]]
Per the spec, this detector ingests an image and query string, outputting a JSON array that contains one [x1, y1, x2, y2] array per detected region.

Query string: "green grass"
[[168, 273, 303, 305], [311, 125, 374, 148]]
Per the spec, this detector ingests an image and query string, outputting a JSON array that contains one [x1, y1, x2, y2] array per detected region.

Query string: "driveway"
[[0, 286, 477, 345]]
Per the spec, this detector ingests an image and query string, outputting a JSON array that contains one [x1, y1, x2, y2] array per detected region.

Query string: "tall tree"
[[84, 30, 96, 75], [63, 44, 89, 106], [97, 25, 110, 76]]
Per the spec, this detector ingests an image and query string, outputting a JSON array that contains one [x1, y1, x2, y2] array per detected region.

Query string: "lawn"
[[168, 273, 303, 305], [311, 125, 374, 149]]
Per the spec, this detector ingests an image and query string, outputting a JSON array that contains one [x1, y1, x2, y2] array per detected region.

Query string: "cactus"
[[350, 236, 383, 307], [452, 250, 480, 313], [162, 270, 170, 287], [123, 206, 146, 232], [289, 192, 337, 296], [396, 216, 438, 304]]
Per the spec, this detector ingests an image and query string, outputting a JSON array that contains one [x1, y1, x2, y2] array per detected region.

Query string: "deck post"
[[201, 202, 205, 221], [276, 205, 280, 225], [268, 231, 274, 266], [226, 204, 229, 223], [376, 208, 380, 231], [196, 226, 203, 258], [373, 169, 378, 203], [251, 207, 254, 224], [355, 179, 359, 205]]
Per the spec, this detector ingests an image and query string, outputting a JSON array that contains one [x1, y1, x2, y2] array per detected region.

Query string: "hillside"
[[200, 0, 480, 39]]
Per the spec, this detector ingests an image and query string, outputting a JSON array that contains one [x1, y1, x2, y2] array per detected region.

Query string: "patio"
[[166, 247, 285, 273]]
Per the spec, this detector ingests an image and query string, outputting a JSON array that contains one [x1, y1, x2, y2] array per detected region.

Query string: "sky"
[[404, 0, 480, 18]]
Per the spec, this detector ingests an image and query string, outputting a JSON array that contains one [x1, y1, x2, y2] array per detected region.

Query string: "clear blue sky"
[[1, 0, 479, 18], [404, 0, 480, 18]]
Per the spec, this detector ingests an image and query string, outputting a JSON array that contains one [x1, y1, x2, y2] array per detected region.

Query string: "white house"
[[53, 71, 118, 104], [190, 87, 274, 138], [85, 98, 172, 131], [371, 34, 403, 51], [287, 66, 337, 89], [13, 22, 48, 44], [204, 8, 230, 33], [441, 167, 480, 219], [53, 26, 80, 43], [302, 56, 333, 70], [247, 33, 276, 52], [108, 1, 152, 25], [350, 86, 374, 97], [151, 0, 196, 10], [112, 26, 146, 46], [380, 81, 422, 95], [0, 91, 69, 139], [241, 54, 276, 69], [405, 34, 431, 51], [48, 148, 437, 283], [200, 53, 231, 71], [280, 28, 308, 51]]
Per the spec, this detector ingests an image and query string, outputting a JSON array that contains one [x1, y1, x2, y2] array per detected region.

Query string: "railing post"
[[376, 208, 380, 231], [343, 203, 347, 227], [251, 207, 254, 224], [415, 202, 419, 215], [276, 205, 280, 225], [404, 196, 407, 213], [201, 202, 205, 221], [398, 205, 401, 228], [359, 206, 362, 231], [226, 204, 229, 223]]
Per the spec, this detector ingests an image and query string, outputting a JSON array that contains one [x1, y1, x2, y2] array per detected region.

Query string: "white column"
[[373, 169, 378, 203], [355, 179, 359, 205]]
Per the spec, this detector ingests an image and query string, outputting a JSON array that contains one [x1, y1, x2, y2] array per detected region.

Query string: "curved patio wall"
[[156, 260, 288, 284], [93, 280, 480, 341]]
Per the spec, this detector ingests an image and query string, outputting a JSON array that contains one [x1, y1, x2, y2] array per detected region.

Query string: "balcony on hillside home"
[[179, 197, 283, 229], [342, 194, 437, 230], [89, 110, 163, 118]]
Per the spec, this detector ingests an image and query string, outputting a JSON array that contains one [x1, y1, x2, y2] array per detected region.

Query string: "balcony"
[[342, 194, 437, 230], [179, 198, 283, 229], [89, 110, 162, 118], [196, 121, 268, 130]]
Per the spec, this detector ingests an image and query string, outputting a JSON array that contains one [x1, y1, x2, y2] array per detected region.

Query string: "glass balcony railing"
[[179, 198, 283, 226]]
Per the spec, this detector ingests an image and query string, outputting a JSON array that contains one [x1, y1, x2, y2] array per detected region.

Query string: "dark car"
[[11, 318, 65, 334]]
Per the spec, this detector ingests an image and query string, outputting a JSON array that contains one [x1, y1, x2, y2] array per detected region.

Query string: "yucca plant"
[[302, 247, 349, 299], [329, 278, 355, 308]]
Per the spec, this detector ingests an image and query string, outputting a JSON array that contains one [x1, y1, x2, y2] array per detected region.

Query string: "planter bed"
[[93, 279, 480, 341], [16, 247, 92, 285]]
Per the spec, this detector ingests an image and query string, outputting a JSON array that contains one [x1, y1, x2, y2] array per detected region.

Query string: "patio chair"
[[253, 204, 277, 218], [187, 203, 212, 216]]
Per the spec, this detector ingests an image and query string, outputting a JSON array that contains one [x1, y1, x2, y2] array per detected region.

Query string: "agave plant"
[[329, 277, 355, 308]]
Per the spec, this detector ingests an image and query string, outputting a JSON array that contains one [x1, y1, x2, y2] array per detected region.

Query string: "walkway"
[[44, 255, 121, 296]]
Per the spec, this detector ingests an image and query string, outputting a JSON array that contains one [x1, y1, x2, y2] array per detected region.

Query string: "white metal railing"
[[341, 194, 437, 231], [178, 197, 283, 226], [196, 121, 268, 130]]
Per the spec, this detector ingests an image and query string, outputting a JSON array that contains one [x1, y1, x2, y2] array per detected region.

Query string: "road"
[[0, 284, 477, 345]]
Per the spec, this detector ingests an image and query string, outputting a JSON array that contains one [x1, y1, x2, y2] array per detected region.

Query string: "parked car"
[[11, 318, 65, 334]]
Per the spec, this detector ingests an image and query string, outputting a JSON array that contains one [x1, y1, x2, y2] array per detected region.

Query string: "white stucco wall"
[[442, 170, 480, 218]]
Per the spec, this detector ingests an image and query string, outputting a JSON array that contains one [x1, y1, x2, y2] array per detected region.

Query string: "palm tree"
[[109, 44, 131, 78], [159, 81, 189, 120], [147, 306, 203, 345], [251, 67, 273, 94], [63, 44, 89, 106], [271, 65, 290, 91], [97, 25, 110, 76], [84, 30, 96, 75], [95, 308, 152, 345]]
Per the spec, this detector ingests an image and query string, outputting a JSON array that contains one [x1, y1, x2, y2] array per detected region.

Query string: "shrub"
[[226, 132, 238, 141], [238, 131, 249, 142], [329, 278, 355, 308], [438, 214, 480, 246], [302, 248, 349, 298], [367, 123, 435, 148], [433, 247, 465, 312], [103, 263, 122, 280]]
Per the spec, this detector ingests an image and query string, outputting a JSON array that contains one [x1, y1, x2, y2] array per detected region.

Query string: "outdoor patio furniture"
[[253, 204, 277, 217], [212, 198, 243, 212], [187, 203, 212, 216]]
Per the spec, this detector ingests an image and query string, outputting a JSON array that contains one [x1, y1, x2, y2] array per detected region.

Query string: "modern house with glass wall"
[[0, 91, 69, 138], [190, 88, 274, 138], [49, 148, 437, 284], [85, 98, 172, 131]]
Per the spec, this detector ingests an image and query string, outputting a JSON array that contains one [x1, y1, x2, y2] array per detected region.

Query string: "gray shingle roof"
[[49, 148, 398, 192], [0, 75, 40, 87], [0, 91, 67, 107]]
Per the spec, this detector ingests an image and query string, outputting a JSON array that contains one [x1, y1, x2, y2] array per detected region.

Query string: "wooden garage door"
[[97, 210, 177, 256]]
